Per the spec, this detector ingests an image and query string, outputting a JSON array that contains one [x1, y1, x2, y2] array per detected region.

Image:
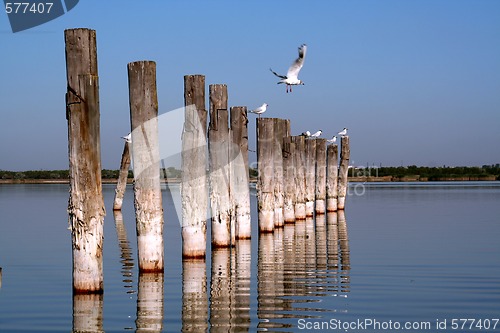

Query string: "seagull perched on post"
[[300, 131, 311, 137], [249, 103, 268, 118], [337, 128, 348, 137], [327, 136, 337, 143], [270, 44, 307, 93], [122, 133, 131, 143], [310, 130, 322, 138]]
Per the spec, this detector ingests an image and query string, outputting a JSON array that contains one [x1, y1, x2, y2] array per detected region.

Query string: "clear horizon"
[[1, 1, 499, 171]]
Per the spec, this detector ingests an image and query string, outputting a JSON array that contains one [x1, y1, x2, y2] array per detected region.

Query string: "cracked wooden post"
[[282, 136, 295, 223], [326, 144, 339, 212], [230, 106, 251, 239], [315, 138, 327, 214], [64, 28, 105, 294], [113, 141, 131, 211], [291, 136, 306, 220], [305, 139, 317, 217], [209, 84, 233, 247], [182, 75, 208, 259], [128, 61, 164, 272], [337, 136, 350, 210], [256, 118, 274, 232], [273, 119, 289, 227]]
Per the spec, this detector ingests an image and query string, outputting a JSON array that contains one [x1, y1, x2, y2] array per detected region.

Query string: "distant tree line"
[[356, 164, 500, 180], [1, 165, 498, 181]]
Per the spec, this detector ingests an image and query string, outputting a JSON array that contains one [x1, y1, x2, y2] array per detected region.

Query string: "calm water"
[[0, 182, 499, 332]]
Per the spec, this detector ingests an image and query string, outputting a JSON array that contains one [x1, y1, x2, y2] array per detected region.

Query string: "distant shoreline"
[[0, 176, 497, 185]]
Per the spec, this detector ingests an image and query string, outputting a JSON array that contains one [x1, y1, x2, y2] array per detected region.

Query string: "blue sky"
[[1, 0, 499, 171]]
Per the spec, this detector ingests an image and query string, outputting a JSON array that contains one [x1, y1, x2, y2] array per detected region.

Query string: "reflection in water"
[[72, 294, 103, 333], [113, 211, 136, 295], [182, 259, 208, 333], [136, 273, 164, 332], [257, 212, 351, 330], [209, 245, 251, 332]]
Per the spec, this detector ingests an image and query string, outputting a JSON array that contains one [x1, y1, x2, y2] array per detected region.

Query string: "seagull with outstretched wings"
[[270, 44, 307, 93]]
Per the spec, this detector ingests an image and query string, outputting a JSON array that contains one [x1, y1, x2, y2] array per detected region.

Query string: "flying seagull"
[[337, 128, 348, 137], [249, 103, 268, 118], [300, 130, 311, 137], [122, 133, 131, 143], [327, 136, 337, 143], [270, 44, 307, 93], [310, 130, 322, 138]]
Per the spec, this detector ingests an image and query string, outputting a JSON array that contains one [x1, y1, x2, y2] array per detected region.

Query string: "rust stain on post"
[[65, 28, 105, 294]]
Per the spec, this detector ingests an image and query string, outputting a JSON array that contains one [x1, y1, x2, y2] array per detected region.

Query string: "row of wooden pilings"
[[256, 119, 350, 232], [64, 28, 350, 293]]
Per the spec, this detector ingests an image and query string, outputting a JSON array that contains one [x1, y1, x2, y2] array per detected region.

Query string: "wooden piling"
[[230, 106, 251, 239], [256, 118, 275, 232], [337, 136, 350, 210], [208, 84, 233, 247], [181, 75, 208, 259], [273, 118, 289, 227], [315, 138, 327, 214], [326, 144, 339, 212], [305, 139, 317, 217], [113, 141, 131, 211], [128, 61, 164, 272], [64, 28, 105, 294], [291, 136, 306, 220], [282, 136, 295, 223]]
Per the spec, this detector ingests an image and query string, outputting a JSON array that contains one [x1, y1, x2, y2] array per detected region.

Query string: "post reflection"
[[135, 273, 164, 332], [255, 211, 352, 328], [182, 259, 208, 333], [72, 294, 103, 333], [113, 210, 136, 294]]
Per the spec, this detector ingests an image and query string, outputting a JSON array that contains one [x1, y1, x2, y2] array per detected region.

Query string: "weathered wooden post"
[[282, 136, 295, 223], [338, 210, 350, 270], [65, 28, 105, 294], [305, 139, 317, 217], [315, 138, 327, 214], [210, 248, 235, 330], [291, 136, 306, 220], [337, 136, 350, 210], [128, 61, 164, 272], [326, 144, 339, 212], [230, 106, 251, 239], [209, 84, 233, 247], [113, 141, 131, 211], [182, 75, 208, 259], [256, 118, 275, 232], [273, 118, 289, 227]]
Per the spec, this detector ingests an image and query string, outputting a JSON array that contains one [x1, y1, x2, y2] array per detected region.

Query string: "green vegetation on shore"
[[0, 164, 499, 181]]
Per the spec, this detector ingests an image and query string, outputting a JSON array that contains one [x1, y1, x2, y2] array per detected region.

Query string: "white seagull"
[[337, 128, 348, 137], [270, 44, 307, 93], [310, 130, 322, 138], [249, 103, 268, 118], [122, 133, 131, 143], [300, 130, 311, 137], [327, 136, 337, 143]]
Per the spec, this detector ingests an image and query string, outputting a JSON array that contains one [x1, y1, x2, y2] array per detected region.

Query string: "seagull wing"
[[286, 44, 307, 80], [269, 68, 287, 79]]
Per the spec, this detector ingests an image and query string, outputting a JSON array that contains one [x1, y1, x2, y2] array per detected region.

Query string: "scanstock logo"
[[4, 0, 79, 32]]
